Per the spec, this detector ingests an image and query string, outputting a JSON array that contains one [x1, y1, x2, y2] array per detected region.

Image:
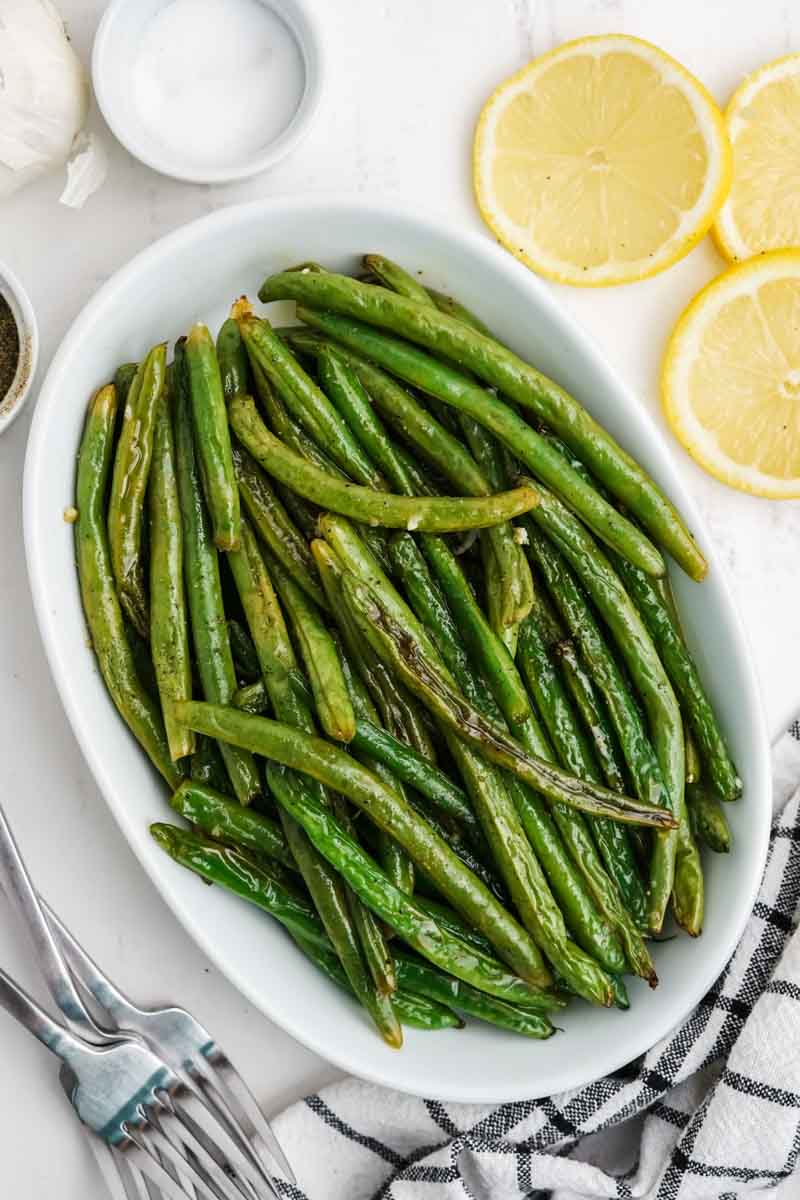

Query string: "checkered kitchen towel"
[[272, 729, 800, 1199]]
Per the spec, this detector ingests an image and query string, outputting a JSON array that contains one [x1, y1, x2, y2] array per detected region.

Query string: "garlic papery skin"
[[0, 0, 90, 198]]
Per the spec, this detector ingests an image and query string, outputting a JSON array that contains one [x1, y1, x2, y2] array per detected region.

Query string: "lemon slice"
[[473, 34, 732, 286], [663, 250, 800, 497], [713, 54, 800, 261]]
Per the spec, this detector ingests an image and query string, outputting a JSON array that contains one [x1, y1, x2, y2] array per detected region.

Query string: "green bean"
[[342, 575, 675, 830], [389, 534, 480, 705], [611, 557, 740, 802], [107, 344, 167, 635], [275, 484, 320, 541], [253, 357, 341, 473], [375, 533, 624, 992], [526, 527, 664, 804], [76, 384, 179, 787], [287, 333, 485, 492], [319, 577, 427, 903], [523, 489, 686, 933], [185, 323, 240, 552], [291, 330, 531, 620], [291, 934, 458, 1030], [553, 640, 627, 791], [124, 617, 159, 701], [174, 700, 550, 989], [254, 359, 395, 575], [402, 539, 625, 979], [148, 387, 194, 762], [655, 577, 703, 786], [251, 351, 395, 596], [238, 313, 384, 488], [262, 759, 551, 1001], [232, 442, 328, 611], [312, 539, 437, 764], [151, 823, 327, 947], [326, 791, 399, 994], [390, 990, 463, 1029], [363, 254, 432, 306], [389, 522, 624, 979], [260, 269, 705, 578], [687, 783, 731, 854], [685, 724, 702, 785], [227, 618, 261, 682], [425, 287, 494, 338], [358, 257, 531, 631], [216, 316, 250, 403], [277, 770, 406, 1042], [190, 734, 232, 794], [326, 639, 414, 893], [170, 779, 294, 869], [347, 886, 398, 995], [524, 525, 677, 930], [411, 896, 494, 956], [288, 306, 666, 578], [460, 413, 534, 630], [225, 529, 401, 1036], [422, 565, 629, 980], [229, 395, 538, 533], [672, 810, 704, 936], [517, 615, 654, 975], [113, 362, 138, 413], [173, 340, 260, 805], [418, 534, 532, 726], [317, 344, 420, 495], [262, 548, 355, 742], [348, 719, 482, 849], [394, 952, 555, 1034], [554, 635, 652, 871], [453, 737, 615, 1001], [410, 802, 507, 905]]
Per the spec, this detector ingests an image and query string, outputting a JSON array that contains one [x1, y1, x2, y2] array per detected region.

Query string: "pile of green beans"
[[74, 254, 739, 1048]]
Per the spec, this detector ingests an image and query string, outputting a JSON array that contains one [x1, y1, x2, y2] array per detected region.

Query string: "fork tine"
[[168, 1086, 275, 1198], [194, 1057, 295, 1184], [168, 1096, 268, 1200], [144, 1105, 254, 1200], [114, 1149, 157, 1200], [123, 1128, 209, 1200]]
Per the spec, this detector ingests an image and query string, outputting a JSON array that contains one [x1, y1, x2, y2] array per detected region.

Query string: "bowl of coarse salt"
[[92, 0, 325, 184]]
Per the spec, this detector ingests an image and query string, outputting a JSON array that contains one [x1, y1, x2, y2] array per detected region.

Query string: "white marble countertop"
[[1, 1, 798, 1194]]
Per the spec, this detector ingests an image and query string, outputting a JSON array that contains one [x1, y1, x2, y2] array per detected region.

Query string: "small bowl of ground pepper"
[[0, 260, 38, 436]]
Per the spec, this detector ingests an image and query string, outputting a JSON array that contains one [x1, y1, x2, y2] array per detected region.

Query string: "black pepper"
[[0, 293, 20, 400]]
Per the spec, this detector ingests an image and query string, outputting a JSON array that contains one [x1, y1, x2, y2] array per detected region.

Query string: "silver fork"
[[0, 964, 264, 1200], [44, 900, 294, 1186], [0, 802, 279, 1200]]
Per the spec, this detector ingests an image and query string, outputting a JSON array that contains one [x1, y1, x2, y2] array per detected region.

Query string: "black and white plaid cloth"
[[272, 730, 800, 1199]]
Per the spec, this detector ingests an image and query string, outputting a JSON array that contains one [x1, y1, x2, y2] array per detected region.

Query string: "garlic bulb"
[[0, 0, 91, 199]]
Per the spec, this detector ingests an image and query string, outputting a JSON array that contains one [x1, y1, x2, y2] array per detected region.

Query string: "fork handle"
[[42, 901, 134, 1025], [0, 965, 87, 1061], [0, 803, 97, 1035]]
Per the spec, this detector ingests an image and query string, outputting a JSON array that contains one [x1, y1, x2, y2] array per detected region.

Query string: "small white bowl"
[[0, 260, 39, 436], [92, 0, 325, 185]]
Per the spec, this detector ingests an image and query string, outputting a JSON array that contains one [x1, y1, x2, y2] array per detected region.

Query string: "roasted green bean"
[[173, 340, 260, 805], [229, 394, 539, 533], [76, 383, 179, 787], [108, 343, 167, 635], [185, 323, 240, 552], [149, 382, 194, 762]]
